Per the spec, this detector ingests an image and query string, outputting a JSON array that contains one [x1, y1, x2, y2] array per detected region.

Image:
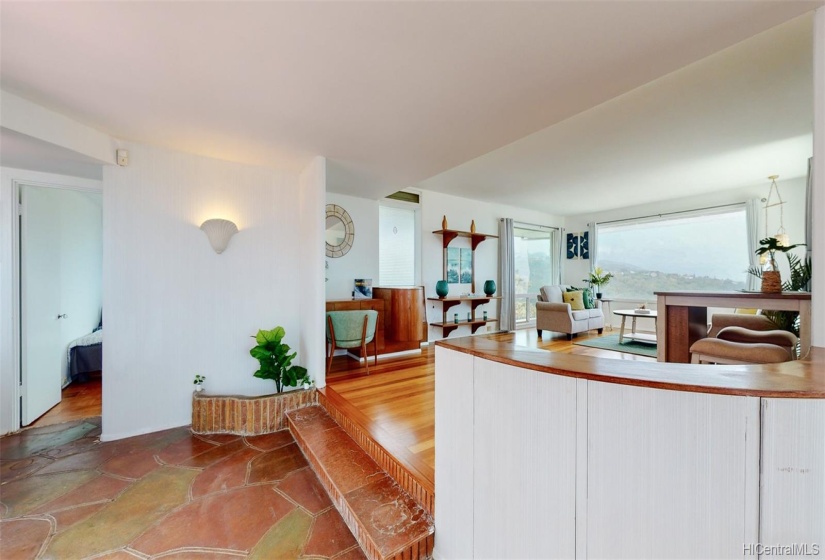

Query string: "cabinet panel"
[[372, 287, 426, 353]]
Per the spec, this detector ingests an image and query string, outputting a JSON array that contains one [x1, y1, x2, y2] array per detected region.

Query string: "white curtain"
[[806, 157, 813, 263], [555, 227, 565, 284], [499, 218, 516, 331], [745, 198, 762, 291]]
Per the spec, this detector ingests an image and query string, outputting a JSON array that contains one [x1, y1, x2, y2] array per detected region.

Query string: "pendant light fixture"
[[763, 175, 789, 247]]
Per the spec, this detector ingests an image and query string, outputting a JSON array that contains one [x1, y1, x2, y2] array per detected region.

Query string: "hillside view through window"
[[595, 207, 749, 301]]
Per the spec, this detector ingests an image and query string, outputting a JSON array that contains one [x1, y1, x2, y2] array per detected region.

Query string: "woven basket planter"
[[761, 271, 782, 293]]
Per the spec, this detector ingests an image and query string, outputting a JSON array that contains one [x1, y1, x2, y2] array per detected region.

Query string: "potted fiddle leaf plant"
[[584, 267, 614, 300], [250, 326, 310, 393]]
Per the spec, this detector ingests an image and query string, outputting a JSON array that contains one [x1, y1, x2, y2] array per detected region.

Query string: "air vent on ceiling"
[[386, 191, 420, 204]]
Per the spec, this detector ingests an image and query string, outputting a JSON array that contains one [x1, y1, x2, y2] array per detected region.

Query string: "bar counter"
[[434, 334, 824, 559], [436, 334, 825, 398]]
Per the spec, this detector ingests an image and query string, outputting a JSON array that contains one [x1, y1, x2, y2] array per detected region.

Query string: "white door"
[[20, 185, 103, 425]]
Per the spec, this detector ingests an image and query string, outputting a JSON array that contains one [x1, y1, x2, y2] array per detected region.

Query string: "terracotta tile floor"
[[0, 418, 366, 559]]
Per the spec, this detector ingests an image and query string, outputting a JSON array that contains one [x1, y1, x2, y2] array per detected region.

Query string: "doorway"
[[513, 223, 559, 328], [19, 183, 102, 426]]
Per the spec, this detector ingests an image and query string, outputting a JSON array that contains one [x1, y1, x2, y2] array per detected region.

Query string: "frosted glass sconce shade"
[[200, 219, 238, 254]]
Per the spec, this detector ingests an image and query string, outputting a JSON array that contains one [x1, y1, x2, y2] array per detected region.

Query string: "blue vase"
[[483, 280, 496, 296], [436, 280, 449, 298]]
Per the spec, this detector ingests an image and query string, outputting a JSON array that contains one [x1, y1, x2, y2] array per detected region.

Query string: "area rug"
[[573, 333, 657, 358]]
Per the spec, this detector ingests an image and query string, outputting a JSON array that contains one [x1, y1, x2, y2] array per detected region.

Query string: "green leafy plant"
[[753, 237, 804, 271], [748, 242, 811, 336], [249, 326, 310, 394], [193, 374, 206, 386], [584, 267, 614, 292]]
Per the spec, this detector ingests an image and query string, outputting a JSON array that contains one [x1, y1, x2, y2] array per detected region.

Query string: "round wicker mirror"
[[325, 204, 354, 257]]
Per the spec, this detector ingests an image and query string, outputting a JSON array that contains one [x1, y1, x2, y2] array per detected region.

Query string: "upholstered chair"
[[690, 315, 798, 365], [536, 285, 605, 340], [326, 310, 379, 374]]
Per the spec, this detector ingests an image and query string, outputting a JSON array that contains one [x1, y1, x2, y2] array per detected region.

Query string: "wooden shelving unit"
[[428, 296, 501, 336], [430, 225, 500, 336], [431, 229, 498, 251]]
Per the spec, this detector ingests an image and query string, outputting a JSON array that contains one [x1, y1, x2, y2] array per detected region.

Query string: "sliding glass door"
[[513, 224, 558, 326]]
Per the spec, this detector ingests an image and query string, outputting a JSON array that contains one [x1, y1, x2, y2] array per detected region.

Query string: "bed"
[[66, 329, 103, 384]]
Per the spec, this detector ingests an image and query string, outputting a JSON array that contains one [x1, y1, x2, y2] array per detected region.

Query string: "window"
[[379, 204, 416, 286], [595, 206, 749, 300], [513, 224, 558, 324]]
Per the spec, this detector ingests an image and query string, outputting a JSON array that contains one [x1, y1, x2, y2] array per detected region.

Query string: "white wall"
[[299, 157, 327, 388], [0, 168, 102, 436], [325, 192, 379, 300], [812, 6, 824, 348], [420, 190, 562, 341], [564, 178, 809, 327], [101, 143, 309, 441]]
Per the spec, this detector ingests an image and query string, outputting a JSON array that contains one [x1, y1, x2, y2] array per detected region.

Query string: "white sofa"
[[536, 285, 605, 340]]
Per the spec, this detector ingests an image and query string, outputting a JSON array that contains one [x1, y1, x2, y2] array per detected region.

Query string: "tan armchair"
[[707, 313, 776, 338], [536, 285, 604, 340], [691, 312, 798, 364]]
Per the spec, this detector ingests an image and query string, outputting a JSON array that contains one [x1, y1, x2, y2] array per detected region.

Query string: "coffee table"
[[614, 309, 658, 344]]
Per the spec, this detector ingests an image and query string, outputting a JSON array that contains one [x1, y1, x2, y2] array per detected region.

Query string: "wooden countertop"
[[435, 335, 825, 398], [654, 290, 811, 300]]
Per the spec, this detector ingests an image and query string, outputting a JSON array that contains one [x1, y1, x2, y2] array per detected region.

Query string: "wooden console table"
[[655, 290, 812, 363]]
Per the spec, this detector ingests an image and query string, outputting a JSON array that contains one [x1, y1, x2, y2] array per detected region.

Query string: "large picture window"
[[595, 206, 749, 300]]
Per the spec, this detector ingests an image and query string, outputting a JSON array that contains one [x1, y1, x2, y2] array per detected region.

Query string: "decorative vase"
[[442, 215, 448, 230], [470, 220, 476, 233], [483, 280, 496, 296], [761, 271, 782, 293], [436, 280, 449, 298], [596, 292, 603, 300]]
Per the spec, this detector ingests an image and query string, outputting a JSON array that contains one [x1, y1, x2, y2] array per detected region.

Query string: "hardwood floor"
[[30, 376, 102, 428], [325, 328, 655, 484]]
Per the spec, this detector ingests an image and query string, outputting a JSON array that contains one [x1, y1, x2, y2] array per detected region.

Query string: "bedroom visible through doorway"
[[19, 184, 102, 426]]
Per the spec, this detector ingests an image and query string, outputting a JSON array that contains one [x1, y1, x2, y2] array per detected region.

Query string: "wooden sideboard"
[[326, 286, 427, 357]]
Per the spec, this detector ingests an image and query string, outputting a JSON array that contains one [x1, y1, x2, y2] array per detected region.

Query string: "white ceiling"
[[1, 1, 821, 215]]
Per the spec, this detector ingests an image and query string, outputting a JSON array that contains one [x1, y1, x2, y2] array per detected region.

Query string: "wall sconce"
[[200, 219, 238, 254]]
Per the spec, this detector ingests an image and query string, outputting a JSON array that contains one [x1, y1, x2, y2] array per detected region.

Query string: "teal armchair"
[[326, 310, 379, 375]]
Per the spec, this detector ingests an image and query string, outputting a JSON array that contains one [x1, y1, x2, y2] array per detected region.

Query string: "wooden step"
[[287, 406, 434, 560], [318, 387, 435, 516]]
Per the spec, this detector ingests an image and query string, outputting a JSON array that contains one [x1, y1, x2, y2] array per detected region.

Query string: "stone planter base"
[[191, 387, 317, 435]]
